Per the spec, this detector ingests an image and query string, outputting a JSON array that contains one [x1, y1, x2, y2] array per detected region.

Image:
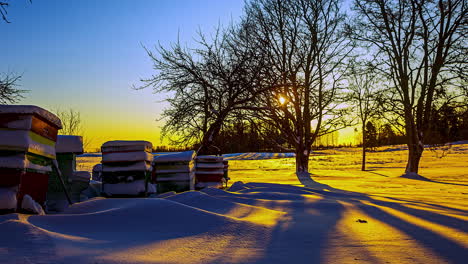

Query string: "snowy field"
[[1, 144, 467, 263]]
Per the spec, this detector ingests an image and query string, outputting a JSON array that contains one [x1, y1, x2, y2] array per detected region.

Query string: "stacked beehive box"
[[194, 155, 225, 189], [101, 141, 154, 197], [47, 135, 90, 211], [153, 151, 196, 193], [0, 105, 62, 214]]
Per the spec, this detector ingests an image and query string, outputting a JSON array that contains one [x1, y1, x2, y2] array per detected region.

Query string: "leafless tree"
[[139, 24, 269, 154], [0, 73, 27, 104], [244, 0, 353, 174], [347, 63, 382, 171], [350, 0, 467, 175], [54, 108, 92, 152]]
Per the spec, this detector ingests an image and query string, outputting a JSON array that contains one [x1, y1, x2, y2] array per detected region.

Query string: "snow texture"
[[55, 135, 83, 154], [153, 150, 196, 163], [0, 186, 17, 210], [20, 194, 45, 215], [0, 105, 62, 129], [0, 153, 52, 172], [0, 130, 56, 158], [92, 164, 102, 181], [195, 182, 223, 189]]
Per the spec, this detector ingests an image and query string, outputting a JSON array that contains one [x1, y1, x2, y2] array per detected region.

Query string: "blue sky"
[[1, 0, 245, 149]]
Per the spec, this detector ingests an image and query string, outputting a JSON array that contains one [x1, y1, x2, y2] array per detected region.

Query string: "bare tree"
[[350, 0, 467, 175], [245, 0, 353, 174], [54, 108, 92, 151], [347, 63, 382, 171], [139, 24, 269, 154], [0, 73, 27, 104]]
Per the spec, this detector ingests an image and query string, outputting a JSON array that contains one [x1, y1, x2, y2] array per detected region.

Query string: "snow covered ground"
[[1, 144, 467, 263]]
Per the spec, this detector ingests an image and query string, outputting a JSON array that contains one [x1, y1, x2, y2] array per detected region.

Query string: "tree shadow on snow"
[[294, 172, 468, 263]]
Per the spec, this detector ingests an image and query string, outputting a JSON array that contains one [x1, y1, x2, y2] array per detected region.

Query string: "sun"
[[278, 95, 287, 105]]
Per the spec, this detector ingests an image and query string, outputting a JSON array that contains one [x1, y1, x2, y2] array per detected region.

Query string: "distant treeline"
[[364, 105, 468, 149]]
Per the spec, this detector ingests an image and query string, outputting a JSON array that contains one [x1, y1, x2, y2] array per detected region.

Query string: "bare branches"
[[350, 0, 467, 174], [0, 73, 27, 104]]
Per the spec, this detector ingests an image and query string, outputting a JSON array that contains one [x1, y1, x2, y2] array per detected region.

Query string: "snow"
[[91, 164, 102, 181], [153, 150, 196, 163], [55, 135, 83, 154], [0, 153, 52, 172], [0, 130, 56, 159], [20, 194, 45, 215], [195, 182, 224, 189], [102, 180, 149, 196], [101, 151, 153, 163], [0, 186, 17, 210], [0, 105, 62, 129], [1, 144, 467, 263]]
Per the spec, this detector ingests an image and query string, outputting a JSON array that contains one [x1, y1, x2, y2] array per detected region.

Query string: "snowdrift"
[[1, 181, 467, 264]]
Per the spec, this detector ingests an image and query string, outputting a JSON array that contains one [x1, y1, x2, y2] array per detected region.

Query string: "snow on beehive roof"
[[55, 135, 83, 154], [101, 140, 153, 148], [0, 104, 62, 128], [153, 150, 196, 163]]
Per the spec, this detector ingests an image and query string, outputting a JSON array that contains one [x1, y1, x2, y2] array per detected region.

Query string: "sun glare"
[[278, 95, 286, 105]]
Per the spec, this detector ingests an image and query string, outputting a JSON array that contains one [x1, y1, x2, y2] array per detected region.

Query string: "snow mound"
[[400, 172, 430, 181], [29, 197, 268, 242], [165, 191, 285, 224]]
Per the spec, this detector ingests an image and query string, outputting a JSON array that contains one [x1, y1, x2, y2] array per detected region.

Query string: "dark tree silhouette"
[[0, 73, 27, 104], [350, 0, 467, 175], [139, 25, 269, 154], [244, 0, 353, 174], [347, 63, 381, 171]]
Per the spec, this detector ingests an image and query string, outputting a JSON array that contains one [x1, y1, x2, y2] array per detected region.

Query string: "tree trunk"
[[295, 147, 309, 174], [198, 117, 224, 155], [405, 119, 424, 174], [362, 123, 366, 171], [405, 139, 424, 174]]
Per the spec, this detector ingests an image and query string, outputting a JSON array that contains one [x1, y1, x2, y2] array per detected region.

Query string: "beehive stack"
[[195, 155, 225, 189], [0, 105, 62, 214], [153, 151, 196, 193], [47, 135, 90, 212], [101, 141, 154, 197]]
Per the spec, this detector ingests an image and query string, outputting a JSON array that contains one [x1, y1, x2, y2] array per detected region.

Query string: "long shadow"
[[365, 170, 390, 177], [204, 182, 350, 263], [294, 173, 468, 263], [356, 203, 467, 262], [217, 180, 385, 263], [426, 180, 468, 186], [380, 196, 468, 214]]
